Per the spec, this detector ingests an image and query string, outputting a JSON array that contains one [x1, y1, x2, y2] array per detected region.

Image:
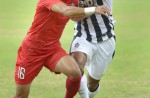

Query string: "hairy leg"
[[54, 55, 81, 78], [14, 83, 31, 98], [87, 74, 100, 98], [71, 52, 87, 72], [54, 55, 82, 98], [71, 52, 89, 98]]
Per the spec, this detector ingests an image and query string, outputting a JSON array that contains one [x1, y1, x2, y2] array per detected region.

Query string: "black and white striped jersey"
[[74, 0, 115, 43]]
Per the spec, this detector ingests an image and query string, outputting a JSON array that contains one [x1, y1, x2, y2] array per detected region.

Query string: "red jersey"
[[23, 0, 74, 51]]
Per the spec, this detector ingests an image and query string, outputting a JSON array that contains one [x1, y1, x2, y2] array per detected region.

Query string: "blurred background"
[[0, 0, 150, 98]]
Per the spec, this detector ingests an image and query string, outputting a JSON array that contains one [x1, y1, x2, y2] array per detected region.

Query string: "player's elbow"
[[63, 10, 74, 17], [62, 7, 75, 18]]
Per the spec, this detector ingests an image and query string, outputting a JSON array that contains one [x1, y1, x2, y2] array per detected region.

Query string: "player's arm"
[[51, 2, 110, 18], [71, 15, 87, 21]]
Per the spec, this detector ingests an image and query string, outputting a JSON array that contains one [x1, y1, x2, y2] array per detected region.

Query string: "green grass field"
[[0, 0, 150, 98]]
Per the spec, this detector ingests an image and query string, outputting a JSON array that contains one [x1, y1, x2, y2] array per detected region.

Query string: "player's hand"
[[95, 5, 111, 16]]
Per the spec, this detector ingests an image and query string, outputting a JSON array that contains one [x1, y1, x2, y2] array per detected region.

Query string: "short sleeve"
[[72, 0, 78, 7], [38, 0, 63, 10]]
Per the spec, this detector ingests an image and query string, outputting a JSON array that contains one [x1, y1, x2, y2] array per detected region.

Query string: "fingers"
[[101, 6, 111, 16], [95, 5, 111, 16]]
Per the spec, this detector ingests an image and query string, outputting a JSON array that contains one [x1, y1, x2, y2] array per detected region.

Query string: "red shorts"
[[15, 42, 68, 85]]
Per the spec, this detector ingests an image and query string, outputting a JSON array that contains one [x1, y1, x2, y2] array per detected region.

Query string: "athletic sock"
[[65, 76, 81, 98], [88, 84, 100, 98], [78, 74, 89, 98]]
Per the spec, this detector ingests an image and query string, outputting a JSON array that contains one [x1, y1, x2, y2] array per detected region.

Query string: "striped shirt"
[[74, 0, 115, 43]]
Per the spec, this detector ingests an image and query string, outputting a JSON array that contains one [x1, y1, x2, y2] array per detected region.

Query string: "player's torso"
[[77, 0, 113, 29], [26, 0, 71, 49], [75, 0, 114, 43], [78, 0, 112, 9]]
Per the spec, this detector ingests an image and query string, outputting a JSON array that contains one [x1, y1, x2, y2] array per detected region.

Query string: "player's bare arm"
[[71, 5, 111, 21], [51, 2, 111, 18], [71, 15, 86, 21], [51, 2, 84, 17]]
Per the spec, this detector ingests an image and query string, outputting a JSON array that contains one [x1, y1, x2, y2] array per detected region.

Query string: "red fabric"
[[37, 0, 62, 9], [15, 0, 78, 85], [25, 0, 69, 50], [15, 42, 68, 85], [72, 0, 78, 6], [65, 76, 82, 98]]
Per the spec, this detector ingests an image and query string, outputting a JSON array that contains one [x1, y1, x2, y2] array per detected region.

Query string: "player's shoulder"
[[37, 0, 61, 6]]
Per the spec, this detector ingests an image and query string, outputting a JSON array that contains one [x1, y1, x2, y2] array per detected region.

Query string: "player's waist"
[[75, 30, 115, 43]]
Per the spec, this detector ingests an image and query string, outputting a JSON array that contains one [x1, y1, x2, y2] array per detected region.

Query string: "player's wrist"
[[84, 7, 96, 16]]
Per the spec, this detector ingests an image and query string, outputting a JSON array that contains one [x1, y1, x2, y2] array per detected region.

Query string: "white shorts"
[[70, 36, 116, 80]]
